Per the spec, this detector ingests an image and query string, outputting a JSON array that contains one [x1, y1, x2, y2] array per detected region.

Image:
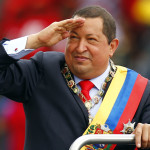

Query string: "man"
[[0, 5, 150, 150]]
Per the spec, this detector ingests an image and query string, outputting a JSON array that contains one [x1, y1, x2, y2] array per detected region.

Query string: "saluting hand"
[[26, 18, 85, 49]]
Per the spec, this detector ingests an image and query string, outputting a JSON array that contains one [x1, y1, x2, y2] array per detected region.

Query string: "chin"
[[73, 66, 90, 76]]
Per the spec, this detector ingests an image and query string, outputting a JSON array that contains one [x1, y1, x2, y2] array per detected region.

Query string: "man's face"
[[65, 17, 117, 79]]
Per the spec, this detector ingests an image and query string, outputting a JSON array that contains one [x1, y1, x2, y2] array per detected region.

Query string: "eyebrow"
[[70, 31, 99, 38], [87, 34, 100, 39], [70, 31, 78, 35]]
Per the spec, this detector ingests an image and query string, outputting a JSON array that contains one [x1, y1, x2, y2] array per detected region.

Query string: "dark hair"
[[72, 5, 116, 44]]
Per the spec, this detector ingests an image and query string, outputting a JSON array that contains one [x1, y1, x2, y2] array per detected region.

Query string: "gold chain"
[[61, 59, 116, 123]]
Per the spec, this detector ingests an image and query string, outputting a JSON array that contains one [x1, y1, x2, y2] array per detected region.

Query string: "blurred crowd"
[[0, 0, 150, 149]]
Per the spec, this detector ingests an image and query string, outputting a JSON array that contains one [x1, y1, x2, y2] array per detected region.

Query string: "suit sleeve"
[[133, 80, 150, 125], [0, 41, 44, 102], [139, 81, 150, 123]]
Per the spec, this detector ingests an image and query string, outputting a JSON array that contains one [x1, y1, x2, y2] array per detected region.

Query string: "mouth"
[[74, 55, 89, 62]]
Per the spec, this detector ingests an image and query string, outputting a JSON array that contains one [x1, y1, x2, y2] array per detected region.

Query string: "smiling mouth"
[[74, 56, 89, 62]]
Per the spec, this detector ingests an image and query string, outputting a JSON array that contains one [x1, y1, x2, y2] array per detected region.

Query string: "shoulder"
[[43, 51, 65, 61], [31, 51, 65, 70], [31, 51, 65, 63]]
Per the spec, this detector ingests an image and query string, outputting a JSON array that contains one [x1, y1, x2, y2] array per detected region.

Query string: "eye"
[[71, 36, 77, 39], [70, 35, 78, 39], [68, 35, 79, 41], [88, 38, 96, 41]]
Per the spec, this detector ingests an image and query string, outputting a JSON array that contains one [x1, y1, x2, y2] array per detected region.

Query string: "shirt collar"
[[74, 64, 110, 90]]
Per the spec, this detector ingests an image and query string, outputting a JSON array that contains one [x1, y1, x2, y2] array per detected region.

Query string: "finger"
[[64, 24, 82, 31], [71, 18, 85, 26], [60, 18, 85, 26], [62, 31, 70, 39], [148, 125, 150, 148], [63, 22, 83, 31], [58, 18, 85, 30], [135, 123, 143, 148], [55, 27, 67, 32], [141, 124, 149, 148]]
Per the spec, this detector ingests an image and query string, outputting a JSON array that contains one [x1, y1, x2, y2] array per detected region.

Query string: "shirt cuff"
[[3, 36, 34, 59]]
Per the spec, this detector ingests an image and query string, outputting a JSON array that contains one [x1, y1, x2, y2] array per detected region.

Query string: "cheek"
[[65, 42, 75, 54], [91, 48, 109, 64], [65, 45, 74, 64], [65, 44, 71, 57]]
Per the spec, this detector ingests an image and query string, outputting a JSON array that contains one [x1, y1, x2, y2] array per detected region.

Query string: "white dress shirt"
[[3, 37, 110, 118], [74, 64, 110, 118]]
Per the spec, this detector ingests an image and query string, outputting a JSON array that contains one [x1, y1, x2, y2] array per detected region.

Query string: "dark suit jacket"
[[0, 43, 150, 150]]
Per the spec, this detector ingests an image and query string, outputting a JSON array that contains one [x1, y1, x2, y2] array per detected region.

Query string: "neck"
[[74, 63, 110, 80], [74, 64, 110, 82]]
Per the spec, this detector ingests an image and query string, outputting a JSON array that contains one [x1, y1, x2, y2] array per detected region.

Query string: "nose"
[[76, 39, 87, 53]]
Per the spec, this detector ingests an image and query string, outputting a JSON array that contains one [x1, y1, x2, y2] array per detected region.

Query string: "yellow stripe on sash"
[[81, 66, 127, 149], [83, 66, 127, 135]]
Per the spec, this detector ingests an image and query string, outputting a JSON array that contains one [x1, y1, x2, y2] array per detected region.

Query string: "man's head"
[[65, 5, 119, 79], [72, 5, 116, 44]]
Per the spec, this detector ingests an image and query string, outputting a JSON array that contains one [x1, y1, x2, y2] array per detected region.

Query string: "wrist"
[[25, 33, 44, 49]]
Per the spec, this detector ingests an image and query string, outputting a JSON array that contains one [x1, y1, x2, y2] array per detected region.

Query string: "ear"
[[109, 38, 119, 57]]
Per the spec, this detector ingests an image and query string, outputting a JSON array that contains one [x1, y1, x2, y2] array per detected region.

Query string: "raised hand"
[[26, 18, 85, 49]]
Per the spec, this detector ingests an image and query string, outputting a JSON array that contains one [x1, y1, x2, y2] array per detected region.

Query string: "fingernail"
[[137, 143, 141, 148]]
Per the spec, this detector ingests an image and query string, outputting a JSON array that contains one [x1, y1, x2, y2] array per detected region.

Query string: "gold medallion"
[[98, 90, 104, 97], [73, 87, 79, 93], [85, 101, 93, 111], [68, 80, 74, 88], [93, 96, 100, 104]]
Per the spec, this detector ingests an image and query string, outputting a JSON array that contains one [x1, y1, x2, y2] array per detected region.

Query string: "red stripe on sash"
[[113, 74, 148, 134], [111, 74, 148, 150]]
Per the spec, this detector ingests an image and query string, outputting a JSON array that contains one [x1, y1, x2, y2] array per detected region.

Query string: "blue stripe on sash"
[[105, 69, 138, 130]]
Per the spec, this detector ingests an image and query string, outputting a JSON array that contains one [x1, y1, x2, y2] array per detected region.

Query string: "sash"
[[81, 66, 148, 150]]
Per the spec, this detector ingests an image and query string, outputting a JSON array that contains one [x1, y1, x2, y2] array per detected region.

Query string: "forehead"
[[71, 17, 104, 36]]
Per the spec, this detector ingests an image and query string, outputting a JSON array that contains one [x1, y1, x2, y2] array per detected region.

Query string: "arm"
[[133, 84, 150, 149], [2, 18, 85, 59], [0, 18, 85, 101], [0, 45, 43, 102]]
